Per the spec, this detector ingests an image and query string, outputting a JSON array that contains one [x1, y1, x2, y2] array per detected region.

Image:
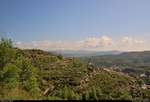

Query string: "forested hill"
[[81, 51, 150, 68], [0, 38, 149, 100]]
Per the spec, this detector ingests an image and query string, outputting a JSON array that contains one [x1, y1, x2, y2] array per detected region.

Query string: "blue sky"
[[0, 0, 150, 51]]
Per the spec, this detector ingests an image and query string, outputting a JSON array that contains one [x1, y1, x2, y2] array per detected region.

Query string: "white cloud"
[[78, 36, 113, 49], [121, 37, 144, 45], [16, 41, 22, 45], [116, 37, 148, 51], [14, 35, 149, 51], [99, 36, 113, 46]]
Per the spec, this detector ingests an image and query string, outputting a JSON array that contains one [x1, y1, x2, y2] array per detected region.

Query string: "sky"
[[0, 0, 150, 51]]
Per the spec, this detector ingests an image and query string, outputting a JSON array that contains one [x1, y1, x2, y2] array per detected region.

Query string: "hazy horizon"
[[1, 0, 150, 51]]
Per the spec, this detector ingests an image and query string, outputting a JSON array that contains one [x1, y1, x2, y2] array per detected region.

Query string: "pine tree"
[[3, 63, 20, 89], [60, 85, 80, 100], [16, 56, 40, 96], [90, 87, 98, 100]]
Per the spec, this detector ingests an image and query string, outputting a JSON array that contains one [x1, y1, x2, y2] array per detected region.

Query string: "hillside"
[[0, 38, 149, 100], [80, 51, 150, 76], [18, 49, 146, 100]]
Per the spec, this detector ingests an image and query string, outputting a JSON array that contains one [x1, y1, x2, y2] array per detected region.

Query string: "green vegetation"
[[81, 52, 150, 76], [0, 37, 150, 100], [0, 38, 39, 99]]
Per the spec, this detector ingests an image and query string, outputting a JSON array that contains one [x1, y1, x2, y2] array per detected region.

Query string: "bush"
[[3, 63, 20, 89]]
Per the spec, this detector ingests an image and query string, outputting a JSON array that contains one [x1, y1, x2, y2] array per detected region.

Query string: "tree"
[[24, 75, 40, 96], [62, 86, 71, 99], [57, 54, 63, 60], [3, 63, 21, 89], [136, 80, 144, 87], [0, 63, 20, 97], [88, 87, 98, 100], [0, 38, 16, 68], [59, 85, 80, 100], [87, 62, 95, 72], [15, 56, 40, 96], [0, 38, 19, 97]]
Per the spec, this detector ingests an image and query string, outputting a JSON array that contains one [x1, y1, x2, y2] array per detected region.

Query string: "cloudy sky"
[[0, 0, 150, 51]]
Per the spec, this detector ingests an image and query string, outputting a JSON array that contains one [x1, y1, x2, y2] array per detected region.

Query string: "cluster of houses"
[[140, 71, 150, 90], [141, 84, 150, 90]]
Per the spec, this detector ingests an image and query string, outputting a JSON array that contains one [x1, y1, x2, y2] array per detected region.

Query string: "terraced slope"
[[19, 49, 144, 100]]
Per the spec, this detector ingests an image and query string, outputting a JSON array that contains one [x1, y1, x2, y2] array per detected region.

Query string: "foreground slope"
[[19, 49, 147, 100]]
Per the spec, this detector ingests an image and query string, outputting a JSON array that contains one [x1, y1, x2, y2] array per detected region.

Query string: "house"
[[145, 84, 150, 89], [141, 84, 150, 89], [88, 62, 92, 65], [140, 73, 146, 77], [93, 69, 96, 73], [112, 67, 122, 72], [142, 84, 147, 89], [95, 67, 102, 72], [103, 68, 111, 72]]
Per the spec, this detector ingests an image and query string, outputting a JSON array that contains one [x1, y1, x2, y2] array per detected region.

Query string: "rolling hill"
[[80, 51, 150, 76], [52, 50, 122, 57]]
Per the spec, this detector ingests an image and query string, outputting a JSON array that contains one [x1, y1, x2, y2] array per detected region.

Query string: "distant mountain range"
[[51, 50, 123, 57]]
